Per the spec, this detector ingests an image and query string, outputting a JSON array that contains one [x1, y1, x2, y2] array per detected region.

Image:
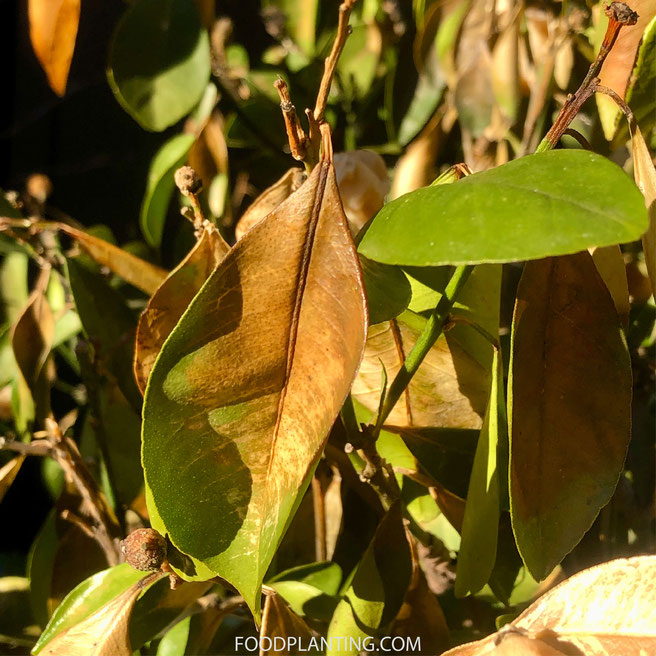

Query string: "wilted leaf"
[[58, 224, 166, 295], [456, 348, 506, 598], [134, 224, 229, 393], [597, 2, 656, 140], [260, 591, 316, 655], [143, 158, 367, 616], [28, 0, 80, 96], [359, 151, 648, 266], [235, 168, 306, 240], [107, 0, 211, 131], [0, 456, 25, 504], [334, 150, 389, 234], [630, 125, 656, 295], [326, 503, 412, 656], [140, 134, 196, 248], [37, 571, 163, 656], [590, 245, 630, 326], [509, 252, 632, 580], [443, 556, 656, 655], [614, 15, 656, 146], [354, 264, 500, 429]]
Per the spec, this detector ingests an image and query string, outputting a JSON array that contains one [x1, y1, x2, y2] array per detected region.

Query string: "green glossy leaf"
[[107, 0, 211, 131], [359, 151, 648, 266], [140, 133, 195, 248], [33, 564, 144, 654], [397, 73, 445, 147], [509, 252, 632, 580], [268, 581, 338, 622], [326, 503, 411, 656], [156, 617, 191, 656], [268, 561, 342, 596], [360, 255, 411, 325], [455, 348, 507, 597]]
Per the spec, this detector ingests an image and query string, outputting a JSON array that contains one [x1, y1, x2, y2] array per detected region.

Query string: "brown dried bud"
[[26, 173, 53, 204], [121, 528, 167, 571], [604, 2, 639, 26], [175, 166, 203, 196]]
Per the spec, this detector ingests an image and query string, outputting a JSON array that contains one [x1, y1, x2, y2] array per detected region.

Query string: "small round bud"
[[121, 528, 167, 571], [175, 166, 203, 196], [26, 173, 53, 204]]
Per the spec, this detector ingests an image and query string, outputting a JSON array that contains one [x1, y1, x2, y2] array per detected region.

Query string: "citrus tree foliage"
[[0, 0, 654, 654]]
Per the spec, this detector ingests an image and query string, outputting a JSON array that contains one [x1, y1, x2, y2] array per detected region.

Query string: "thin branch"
[[313, 0, 357, 124], [373, 265, 475, 436], [274, 78, 308, 162], [537, 2, 638, 152], [563, 128, 594, 151]]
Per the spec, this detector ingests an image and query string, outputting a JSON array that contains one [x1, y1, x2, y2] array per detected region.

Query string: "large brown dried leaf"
[[589, 245, 630, 327], [444, 556, 656, 655], [509, 252, 632, 580], [134, 224, 229, 393], [28, 0, 80, 96], [630, 125, 656, 295], [235, 168, 306, 240], [40, 571, 164, 656], [142, 159, 367, 615]]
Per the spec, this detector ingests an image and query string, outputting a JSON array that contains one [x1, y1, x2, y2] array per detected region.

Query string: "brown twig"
[[1, 420, 122, 564], [275, 0, 357, 167], [563, 128, 594, 150], [538, 2, 638, 152], [274, 79, 308, 161]]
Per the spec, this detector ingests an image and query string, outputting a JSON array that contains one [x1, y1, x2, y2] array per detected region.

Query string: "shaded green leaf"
[[107, 0, 210, 131], [455, 348, 507, 597], [359, 151, 648, 266], [360, 256, 411, 325], [326, 503, 411, 656]]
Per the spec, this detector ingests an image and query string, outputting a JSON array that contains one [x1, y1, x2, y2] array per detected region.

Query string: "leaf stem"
[[373, 264, 475, 436]]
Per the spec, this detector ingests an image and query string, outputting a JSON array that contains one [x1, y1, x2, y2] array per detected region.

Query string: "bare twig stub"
[[275, 0, 358, 166]]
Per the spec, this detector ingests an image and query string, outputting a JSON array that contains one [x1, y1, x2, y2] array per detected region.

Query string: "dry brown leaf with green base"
[[444, 555, 656, 655], [39, 571, 165, 656], [630, 124, 656, 295], [28, 0, 80, 96], [142, 148, 368, 619], [134, 223, 230, 393], [590, 245, 630, 327]]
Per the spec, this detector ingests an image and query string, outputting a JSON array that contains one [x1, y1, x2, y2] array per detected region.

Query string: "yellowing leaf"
[[445, 556, 656, 655], [0, 456, 25, 504], [39, 571, 164, 656], [59, 224, 167, 295], [134, 224, 229, 393], [235, 168, 306, 240], [630, 125, 656, 295], [142, 158, 367, 617], [509, 252, 632, 580], [28, 0, 80, 96], [590, 245, 630, 327]]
